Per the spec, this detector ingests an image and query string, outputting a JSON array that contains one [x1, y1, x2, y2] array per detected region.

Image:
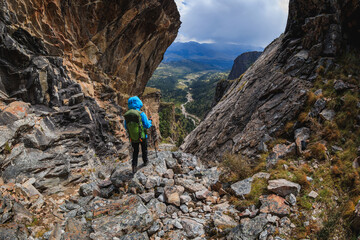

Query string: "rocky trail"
[[181, 92, 201, 125], [0, 148, 305, 240]]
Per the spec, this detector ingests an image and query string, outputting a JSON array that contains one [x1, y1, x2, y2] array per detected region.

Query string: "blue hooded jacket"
[[124, 96, 152, 138]]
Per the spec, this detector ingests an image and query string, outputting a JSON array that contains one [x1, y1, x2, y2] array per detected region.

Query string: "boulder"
[[212, 211, 238, 230], [90, 195, 153, 239], [259, 194, 290, 216], [231, 177, 253, 197], [267, 179, 301, 197]]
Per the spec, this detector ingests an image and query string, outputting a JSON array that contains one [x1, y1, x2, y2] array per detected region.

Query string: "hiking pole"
[[152, 126, 158, 158], [149, 117, 158, 158]]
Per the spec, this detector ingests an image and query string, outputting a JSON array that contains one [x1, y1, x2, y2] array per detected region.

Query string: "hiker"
[[124, 96, 152, 174]]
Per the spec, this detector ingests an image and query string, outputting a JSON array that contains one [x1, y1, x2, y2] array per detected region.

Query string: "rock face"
[[228, 51, 262, 80], [181, 0, 360, 162], [1, 0, 180, 101], [0, 0, 180, 191]]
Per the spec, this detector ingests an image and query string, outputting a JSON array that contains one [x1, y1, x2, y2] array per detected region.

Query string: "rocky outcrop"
[[181, 0, 360, 162], [228, 51, 262, 80], [1, 0, 180, 102], [0, 0, 180, 190]]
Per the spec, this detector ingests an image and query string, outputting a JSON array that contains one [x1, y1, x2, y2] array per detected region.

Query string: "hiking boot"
[[132, 165, 137, 174]]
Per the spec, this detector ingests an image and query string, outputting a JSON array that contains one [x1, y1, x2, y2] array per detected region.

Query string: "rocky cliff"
[[181, 0, 360, 163], [0, 0, 180, 190], [214, 51, 262, 104], [228, 51, 262, 80]]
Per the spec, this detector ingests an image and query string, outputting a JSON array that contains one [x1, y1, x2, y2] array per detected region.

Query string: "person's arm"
[[140, 112, 152, 129]]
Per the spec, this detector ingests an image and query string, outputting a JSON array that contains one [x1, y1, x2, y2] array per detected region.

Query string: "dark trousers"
[[131, 139, 148, 167]]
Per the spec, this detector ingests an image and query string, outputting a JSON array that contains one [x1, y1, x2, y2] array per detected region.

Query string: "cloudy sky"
[[174, 0, 289, 47]]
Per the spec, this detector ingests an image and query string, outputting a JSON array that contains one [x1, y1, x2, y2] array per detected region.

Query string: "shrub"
[[309, 142, 327, 161], [298, 111, 308, 123], [307, 91, 317, 106], [220, 153, 252, 182], [321, 121, 340, 142]]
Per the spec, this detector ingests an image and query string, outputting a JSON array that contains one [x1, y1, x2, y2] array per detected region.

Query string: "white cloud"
[[174, 0, 289, 47]]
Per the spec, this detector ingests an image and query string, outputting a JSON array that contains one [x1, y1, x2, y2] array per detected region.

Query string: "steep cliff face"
[[0, 0, 180, 190], [1, 0, 180, 104], [181, 0, 360, 162], [214, 51, 262, 104], [228, 51, 262, 80]]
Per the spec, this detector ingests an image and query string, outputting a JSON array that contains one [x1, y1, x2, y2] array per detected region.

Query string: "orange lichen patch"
[[3, 101, 30, 119], [259, 194, 290, 216]]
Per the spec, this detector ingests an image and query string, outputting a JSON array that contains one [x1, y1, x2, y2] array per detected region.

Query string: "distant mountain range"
[[163, 41, 263, 70]]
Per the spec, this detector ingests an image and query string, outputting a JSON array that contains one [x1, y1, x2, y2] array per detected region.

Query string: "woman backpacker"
[[124, 96, 152, 174]]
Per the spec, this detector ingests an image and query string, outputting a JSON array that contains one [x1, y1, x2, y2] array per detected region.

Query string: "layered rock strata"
[[182, 0, 360, 162]]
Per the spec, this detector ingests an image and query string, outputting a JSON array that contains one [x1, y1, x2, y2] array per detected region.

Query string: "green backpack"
[[124, 109, 146, 143]]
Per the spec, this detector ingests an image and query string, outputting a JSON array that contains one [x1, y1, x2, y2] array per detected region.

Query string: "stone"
[[259, 195, 290, 216], [231, 177, 253, 197], [308, 191, 318, 199], [268, 179, 301, 197], [351, 200, 360, 229], [314, 89, 323, 96], [334, 80, 349, 91], [99, 185, 116, 199], [266, 143, 296, 168], [294, 127, 310, 154], [175, 178, 207, 193], [180, 194, 192, 204], [286, 193, 297, 206], [213, 211, 238, 230], [310, 98, 326, 117], [331, 145, 343, 152], [180, 205, 189, 213], [353, 157, 360, 169], [164, 186, 181, 206], [145, 176, 161, 189], [253, 172, 271, 180], [79, 182, 100, 197], [91, 195, 153, 239], [147, 199, 167, 216], [200, 167, 221, 187], [167, 205, 179, 215], [181, 218, 205, 238], [163, 169, 174, 179], [148, 219, 161, 236], [320, 109, 336, 121], [140, 192, 155, 203], [227, 213, 268, 240], [195, 189, 211, 200]]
